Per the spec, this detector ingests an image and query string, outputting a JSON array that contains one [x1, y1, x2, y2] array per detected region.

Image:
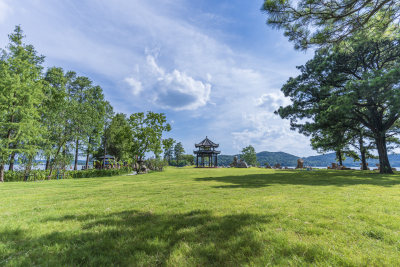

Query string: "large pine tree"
[[0, 26, 45, 182]]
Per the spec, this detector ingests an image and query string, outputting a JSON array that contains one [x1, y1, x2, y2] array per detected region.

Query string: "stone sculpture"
[[230, 156, 248, 168], [296, 158, 304, 169]]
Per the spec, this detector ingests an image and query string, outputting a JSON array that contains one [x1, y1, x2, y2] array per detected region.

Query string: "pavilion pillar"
[[215, 155, 218, 167], [196, 155, 198, 167]]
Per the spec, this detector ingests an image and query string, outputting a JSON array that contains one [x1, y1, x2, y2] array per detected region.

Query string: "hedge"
[[4, 167, 133, 182]]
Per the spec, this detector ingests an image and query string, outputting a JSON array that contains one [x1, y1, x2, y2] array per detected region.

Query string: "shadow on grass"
[[0, 210, 279, 266], [195, 170, 400, 188]]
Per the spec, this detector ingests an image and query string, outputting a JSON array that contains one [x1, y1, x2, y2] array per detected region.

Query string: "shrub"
[[145, 158, 167, 171], [4, 167, 133, 182]]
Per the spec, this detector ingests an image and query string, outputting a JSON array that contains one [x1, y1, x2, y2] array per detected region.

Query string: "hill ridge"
[[218, 151, 400, 167]]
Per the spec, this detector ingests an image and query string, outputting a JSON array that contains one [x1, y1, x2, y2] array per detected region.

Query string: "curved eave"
[[195, 144, 219, 148], [194, 150, 221, 154]]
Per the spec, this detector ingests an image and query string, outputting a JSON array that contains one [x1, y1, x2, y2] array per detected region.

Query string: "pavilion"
[[194, 136, 220, 168]]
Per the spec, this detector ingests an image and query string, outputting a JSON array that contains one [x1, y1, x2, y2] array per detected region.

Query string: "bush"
[[4, 167, 133, 182], [145, 158, 167, 171], [4, 170, 51, 182]]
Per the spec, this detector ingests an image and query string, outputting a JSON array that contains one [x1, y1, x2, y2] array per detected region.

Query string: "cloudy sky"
[[0, 0, 317, 156]]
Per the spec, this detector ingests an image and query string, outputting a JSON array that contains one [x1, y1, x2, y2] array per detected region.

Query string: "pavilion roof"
[[195, 136, 219, 148]]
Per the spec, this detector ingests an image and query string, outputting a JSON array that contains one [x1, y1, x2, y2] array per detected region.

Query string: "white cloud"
[[155, 69, 211, 111], [256, 92, 291, 112], [126, 55, 211, 111], [124, 77, 143, 95], [231, 112, 313, 156], [0, 0, 12, 23]]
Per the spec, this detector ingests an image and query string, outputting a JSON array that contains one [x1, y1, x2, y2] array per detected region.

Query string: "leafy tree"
[[82, 85, 106, 169], [102, 113, 131, 163], [310, 126, 349, 166], [181, 154, 195, 165], [173, 142, 185, 164], [66, 73, 104, 170], [42, 67, 68, 170], [162, 138, 175, 164], [262, 0, 399, 49], [0, 26, 45, 182], [43, 68, 77, 178], [128, 112, 171, 166], [277, 32, 400, 173], [240, 145, 258, 166]]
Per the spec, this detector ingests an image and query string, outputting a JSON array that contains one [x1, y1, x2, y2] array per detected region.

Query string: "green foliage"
[[128, 112, 171, 161], [3, 167, 132, 182], [144, 158, 167, 171], [276, 32, 400, 173], [262, 0, 400, 49], [240, 145, 258, 166], [103, 113, 131, 162], [2, 168, 400, 265], [169, 154, 194, 167], [0, 26, 45, 181], [162, 138, 175, 163], [173, 142, 185, 164]]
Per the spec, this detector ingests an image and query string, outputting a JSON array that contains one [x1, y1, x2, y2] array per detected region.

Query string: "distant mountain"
[[218, 151, 400, 167]]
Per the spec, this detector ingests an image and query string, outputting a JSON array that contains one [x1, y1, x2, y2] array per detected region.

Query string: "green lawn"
[[1, 167, 400, 266]]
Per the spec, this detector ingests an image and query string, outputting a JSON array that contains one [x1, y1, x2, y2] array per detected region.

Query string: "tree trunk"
[[0, 164, 4, 182], [48, 141, 65, 179], [336, 150, 343, 166], [359, 136, 368, 170], [45, 157, 50, 171], [62, 145, 67, 171], [360, 149, 368, 170], [103, 134, 106, 169], [24, 157, 33, 181], [85, 153, 90, 170], [375, 134, 393, 174], [85, 137, 91, 170], [9, 152, 15, 171], [74, 138, 79, 170]]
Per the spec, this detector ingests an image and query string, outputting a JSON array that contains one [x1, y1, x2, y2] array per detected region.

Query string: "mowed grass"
[[1, 167, 400, 266]]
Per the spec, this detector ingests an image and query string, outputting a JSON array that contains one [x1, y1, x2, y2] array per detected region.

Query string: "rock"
[[237, 159, 248, 168], [296, 158, 304, 169], [273, 163, 282, 169], [230, 156, 248, 168]]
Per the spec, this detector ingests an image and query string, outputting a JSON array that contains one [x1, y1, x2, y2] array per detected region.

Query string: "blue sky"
[[0, 0, 317, 156]]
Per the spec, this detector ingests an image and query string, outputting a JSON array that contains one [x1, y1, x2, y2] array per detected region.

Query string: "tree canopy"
[[262, 0, 400, 49], [241, 145, 258, 166], [276, 31, 400, 173]]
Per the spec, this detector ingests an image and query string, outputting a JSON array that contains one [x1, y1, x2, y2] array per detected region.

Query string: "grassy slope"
[[1, 167, 400, 266]]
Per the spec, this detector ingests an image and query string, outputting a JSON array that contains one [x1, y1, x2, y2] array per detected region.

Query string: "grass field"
[[1, 167, 400, 266]]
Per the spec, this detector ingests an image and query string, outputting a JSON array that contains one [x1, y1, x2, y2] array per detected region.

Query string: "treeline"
[[0, 26, 171, 182], [163, 141, 194, 166]]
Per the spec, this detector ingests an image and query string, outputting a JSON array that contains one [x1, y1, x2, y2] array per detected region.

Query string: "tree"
[[162, 138, 175, 164], [128, 112, 171, 167], [82, 85, 106, 169], [181, 154, 195, 166], [43, 68, 76, 178], [42, 67, 68, 171], [276, 32, 400, 173], [262, 0, 400, 49], [240, 145, 258, 166], [174, 142, 185, 164], [0, 26, 45, 182], [102, 113, 131, 163]]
